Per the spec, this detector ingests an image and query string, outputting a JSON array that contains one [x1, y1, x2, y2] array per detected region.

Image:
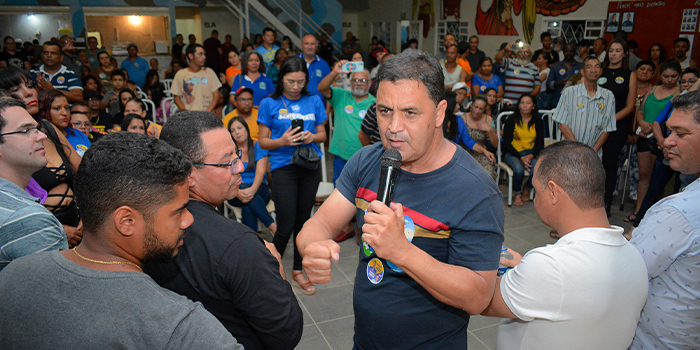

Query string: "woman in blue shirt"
[[471, 57, 504, 100], [258, 57, 327, 296], [229, 50, 274, 107], [226, 116, 277, 234]]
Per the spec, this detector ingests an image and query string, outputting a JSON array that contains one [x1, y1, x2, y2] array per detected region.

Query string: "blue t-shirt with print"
[[257, 94, 327, 171], [471, 73, 503, 93], [64, 127, 91, 157], [298, 54, 331, 101], [240, 141, 269, 184], [230, 73, 275, 106]]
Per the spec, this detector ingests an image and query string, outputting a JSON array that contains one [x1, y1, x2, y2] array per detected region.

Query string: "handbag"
[[291, 146, 320, 170]]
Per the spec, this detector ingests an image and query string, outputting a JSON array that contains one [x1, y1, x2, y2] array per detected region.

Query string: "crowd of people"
[[0, 23, 698, 350]]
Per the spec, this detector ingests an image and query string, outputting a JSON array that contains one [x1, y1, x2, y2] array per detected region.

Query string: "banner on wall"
[[475, 0, 587, 43], [606, 0, 699, 64]]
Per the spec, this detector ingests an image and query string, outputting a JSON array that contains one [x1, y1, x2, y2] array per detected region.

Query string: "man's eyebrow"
[[174, 201, 189, 213]]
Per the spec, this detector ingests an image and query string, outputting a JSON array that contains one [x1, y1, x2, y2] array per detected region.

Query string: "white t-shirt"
[[171, 67, 222, 111], [497, 226, 648, 350], [539, 67, 550, 92]]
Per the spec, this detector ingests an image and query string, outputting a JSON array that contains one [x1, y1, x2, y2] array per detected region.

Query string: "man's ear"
[[435, 99, 448, 128], [188, 171, 197, 189], [548, 181, 561, 205], [112, 206, 141, 237]]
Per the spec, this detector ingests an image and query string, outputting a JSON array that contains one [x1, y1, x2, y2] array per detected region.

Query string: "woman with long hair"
[[120, 113, 147, 134], [143, 69, 165, 107], [227, 116, 277, 233], [39, 90, 91, 156], [600, 40, 637, 214], [630, 60, 681, 222], [225, 50, 242, 86], [443, 91, 495, 161], [258, 56, 327, 295], [648, 43, 666, 85], [502, 94, 544, 206], [34, 89, 84, 246], [464, 95, 498, 180], [82, 75, 101, 93], [92, 51, 115, 94], [122, 97, 161, 138], [229, 50, 275, 107], [112, 88, 137, 126], [267, 48, 289, 85]]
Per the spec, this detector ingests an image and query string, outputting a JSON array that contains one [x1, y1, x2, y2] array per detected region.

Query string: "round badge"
[[367, 258, 384, 284], [279, 108, 288, 115], [514, 69, 520, 74], [480, 85, 486, 92], [387, 216, 415, 273], [597, 77, 607, 85], [359, 110, 367, 119], [576, 103, 585, 112], [260, 82, 266, 90], [56, 76, 65, 84], [344, 105, 354, 114], [597, 102, 605, 110], [201, 77, 208, 85], [316, 69, 322, 77], [134, 62, 138, 67], [192, 77, 201, 85], [615, 76, 625, 84], [559, 68, 566, 75]]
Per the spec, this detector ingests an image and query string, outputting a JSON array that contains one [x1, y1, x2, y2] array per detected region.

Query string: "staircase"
[[220, 0, 341, 52]]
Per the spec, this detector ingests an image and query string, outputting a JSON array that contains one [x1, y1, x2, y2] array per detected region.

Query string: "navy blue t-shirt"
[[336, 142, 504, 350]]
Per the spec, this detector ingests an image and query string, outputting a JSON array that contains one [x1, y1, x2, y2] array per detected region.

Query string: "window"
[[543, 18, 605, 43]]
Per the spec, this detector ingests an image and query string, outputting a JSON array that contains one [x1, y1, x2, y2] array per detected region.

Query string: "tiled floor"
[[261, 188, 637, 350]]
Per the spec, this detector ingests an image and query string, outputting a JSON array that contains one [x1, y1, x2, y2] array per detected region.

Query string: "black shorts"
[[636, 137, 653, 153]]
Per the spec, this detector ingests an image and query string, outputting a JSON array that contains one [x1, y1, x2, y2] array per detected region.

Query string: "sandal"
[[549, 230, 560, 239], [522, 188, 531, 202], [623, 213, 637, 223], [513, 194, 523, 207], [291, 270, 316, 295]]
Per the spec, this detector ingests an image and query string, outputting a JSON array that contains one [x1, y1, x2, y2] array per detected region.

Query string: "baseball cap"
[[451, 82, 469, 92], [127, 43, 138, 50], [233, 86, 254, 97], [84, 89, 101, 100], [372, 47, 388, 58]]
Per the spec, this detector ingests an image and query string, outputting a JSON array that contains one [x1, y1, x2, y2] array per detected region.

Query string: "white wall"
[[199, 6, 242, 44], [0, 13, 72, 44]]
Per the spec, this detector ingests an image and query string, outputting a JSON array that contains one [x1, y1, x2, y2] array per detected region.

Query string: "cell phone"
[[292, 119, 304, 132], [342, 61, 364, 73]]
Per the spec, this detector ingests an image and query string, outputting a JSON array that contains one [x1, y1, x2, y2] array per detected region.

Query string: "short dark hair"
[[377, 51, 444, 106], [87, 36, 97, 42], [160, 111, 224, 164], [457, 41, 469, 54], [186, 43, 203, 60], [659, 59, 682, 76], [0, 98, 27, 144], [582, 55, 601, 67], [671, 90, 700, 125], [628, 40, 638, 49], [682, 67, 700, 80], [241, 50, 266, 74], [595, 37, 607, 47], [211, 30, 218, 35], [42, 41, 62, 55], [263, 27, 276, 36], [4, 36, 15, 44], [540, 32, 552, 41], [674, 37, 691, 46], [271, 57, 310, 99], [111, 69, 126, 79], [0, 67, 33, 93], [188, 34, 196, 39], [75, 132, 192, 233], [176, 34, 183, 38], [636, 60, 656, 71], [535, 141, 605, 210], [70, 102, 89, 113]]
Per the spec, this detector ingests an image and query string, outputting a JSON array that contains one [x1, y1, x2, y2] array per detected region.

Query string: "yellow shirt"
[[512, 121, 536, 153], [223, 108, 259, 141]]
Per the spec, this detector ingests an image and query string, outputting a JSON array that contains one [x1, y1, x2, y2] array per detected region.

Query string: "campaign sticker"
[[559, 68, 566, 75], [201, 77, 208, 85], [576, 103, 585, 112], [359, 110, 367, 119], [597, 102, 604, 110], [387, 216, 415, 273], [316, 69, 322, 77], [279, 109, 288, 115], [514, 70, 520, 74], [192, 77, 201, 85], [345, 105, 354, 114], [291, 105, 300, 112], [615, 76, 625, 84], [574, 70, 580, 74], [597, 77, 607, 85], [56, 76, 65, 84], [480, 85, 486, 92], [134, 62, 139, 67], [260, 82, 266, 90], [367, 258, 384, 284]]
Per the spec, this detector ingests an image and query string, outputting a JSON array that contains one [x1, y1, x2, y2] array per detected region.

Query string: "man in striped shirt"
[[0, 99, 68, 271], [28, 41, 83, 103], [496, 42, 541, 101], [552, 56, 616, 157]]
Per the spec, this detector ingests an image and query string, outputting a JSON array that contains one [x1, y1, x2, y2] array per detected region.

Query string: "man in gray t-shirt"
[[0, 133, 242, 349]]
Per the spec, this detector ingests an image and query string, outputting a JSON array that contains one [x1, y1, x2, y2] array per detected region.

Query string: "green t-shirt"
[[328, 87, 376, 161]]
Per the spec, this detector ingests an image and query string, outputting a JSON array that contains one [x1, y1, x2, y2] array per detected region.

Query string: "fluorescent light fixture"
[[128, 16, 142, 25]]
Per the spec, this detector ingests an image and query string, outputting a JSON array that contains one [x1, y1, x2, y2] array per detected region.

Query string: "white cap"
[[452, 82, 468, 92]]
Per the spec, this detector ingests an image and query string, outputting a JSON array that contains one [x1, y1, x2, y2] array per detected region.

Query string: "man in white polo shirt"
[[481, 141, 648, 350]]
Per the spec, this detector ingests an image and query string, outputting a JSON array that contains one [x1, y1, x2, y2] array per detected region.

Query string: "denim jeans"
[[227, 182, 274, 232], [503, 149, 537, 194]]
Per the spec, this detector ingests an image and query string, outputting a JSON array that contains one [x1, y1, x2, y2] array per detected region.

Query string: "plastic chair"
[[313, 142, 335, 216], [161, 97, 177, 123], [142, 98, 157, 123], [162, 79, 173, 97]]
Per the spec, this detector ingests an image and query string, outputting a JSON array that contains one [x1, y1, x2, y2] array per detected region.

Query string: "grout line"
[[469, 321, 502, 332], [315, 314, 354, 325], [316, 323, 334, 350]]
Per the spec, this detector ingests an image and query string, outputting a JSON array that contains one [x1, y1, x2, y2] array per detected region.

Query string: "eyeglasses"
[[0, 126, 43, 137], [284, 79, 306, 87], [351, 78, 369, 84], [71, 121, 91, 127], [193, 149, 243, 174]]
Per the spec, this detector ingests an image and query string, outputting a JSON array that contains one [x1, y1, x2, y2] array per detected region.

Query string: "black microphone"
[[377, 149, 402, 206]]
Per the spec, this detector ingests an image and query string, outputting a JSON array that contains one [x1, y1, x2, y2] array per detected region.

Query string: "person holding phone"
[[258, 56, 327, 295]]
